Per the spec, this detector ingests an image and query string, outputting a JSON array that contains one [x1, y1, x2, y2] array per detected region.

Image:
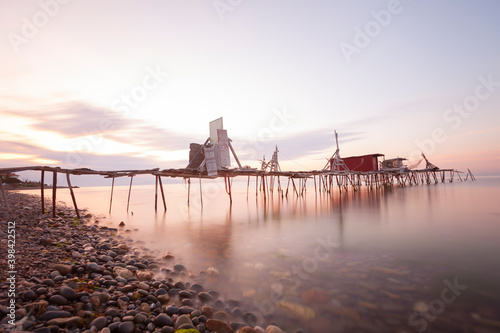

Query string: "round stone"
[[154, 313, 173, 327], [165, 305, 179, 316], [89, 316, 108, 330], [49, 295, 68, 305], [118, 321, 135, 333], [175, 315, 194, 329], [23, 290, 38, 301], [60, 286, 76, 300]]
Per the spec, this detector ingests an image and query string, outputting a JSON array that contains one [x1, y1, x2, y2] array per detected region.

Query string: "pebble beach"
[[0, 191, 284, 333]]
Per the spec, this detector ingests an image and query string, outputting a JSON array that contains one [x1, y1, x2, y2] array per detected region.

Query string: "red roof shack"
[[330, 154, 384, 172]]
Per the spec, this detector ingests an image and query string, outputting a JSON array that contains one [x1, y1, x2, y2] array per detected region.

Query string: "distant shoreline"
[[6, 185, 79, 190]]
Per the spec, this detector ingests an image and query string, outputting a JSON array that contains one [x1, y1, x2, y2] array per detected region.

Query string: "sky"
[[1, 0, 500, 185]]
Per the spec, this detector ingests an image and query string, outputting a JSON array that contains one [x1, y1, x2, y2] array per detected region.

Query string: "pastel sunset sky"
[[1, 0, 500, 182]]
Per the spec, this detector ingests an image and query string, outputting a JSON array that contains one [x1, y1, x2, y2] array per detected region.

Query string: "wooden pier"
[[0, 165, 475, 218]]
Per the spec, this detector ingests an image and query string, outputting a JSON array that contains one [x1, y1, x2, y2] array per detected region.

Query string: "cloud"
[[0, 100, 206, 172], [5, 101, 197, 151]]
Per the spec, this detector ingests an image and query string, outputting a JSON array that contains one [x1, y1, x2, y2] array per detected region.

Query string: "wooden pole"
[[155, 175, 158, 212], [127, 176, 133, 213], [255, 175, 258, 196], [225, 176, 232, 204], [246, 175, 250, 200], [187, 178, 191, 206], [52, 171, 57, 218], [41, 170, 45, 214], [262, 175, 267, 200], [158, 175, 167, 211], [109, 177, 115, 213], [66, 173, 80, 219], [468, 169, 476, 181], [199, 173, 203, 209]]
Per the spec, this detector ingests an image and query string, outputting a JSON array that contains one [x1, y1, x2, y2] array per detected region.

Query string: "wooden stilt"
[[158, 175, 167, 211], [127, 176, 133, 213], [224, 176, 233, 204], [468, 169, 476, 181], [246, 175, 250, 200], [52, 171, 57, 218], [66, 172, 80, 219], [41, 170, 45, 214], [262, 175, 267, 200], [285, 177, 290, 197], [255, 175, 259, 196], [155, 175, 158, 212], [187, 178, 191, 206], [109, 177, 115, 213], [199, 174, 203, 209], [291, 178, 298, 196]]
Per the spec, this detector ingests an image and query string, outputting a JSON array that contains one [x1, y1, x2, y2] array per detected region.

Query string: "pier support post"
[[224, 176, 233, 204], [246, 175, 250, 200], [158, 175, 167, 212], [109, 177, 115, 213], [155, 175, 158, 212], [199, 173, 203, 209], [187, 178, 191, 206], [41, 170, 45, 214], [66, 173, 80, 219], [52, 171, 57, 218], [127, 176, 134, 213]]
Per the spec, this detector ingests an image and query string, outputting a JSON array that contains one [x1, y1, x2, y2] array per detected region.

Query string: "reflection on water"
[[23, 176, 500, 332]]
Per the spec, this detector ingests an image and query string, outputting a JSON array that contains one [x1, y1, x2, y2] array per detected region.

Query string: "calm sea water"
[[21, 176, 500, 332]]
